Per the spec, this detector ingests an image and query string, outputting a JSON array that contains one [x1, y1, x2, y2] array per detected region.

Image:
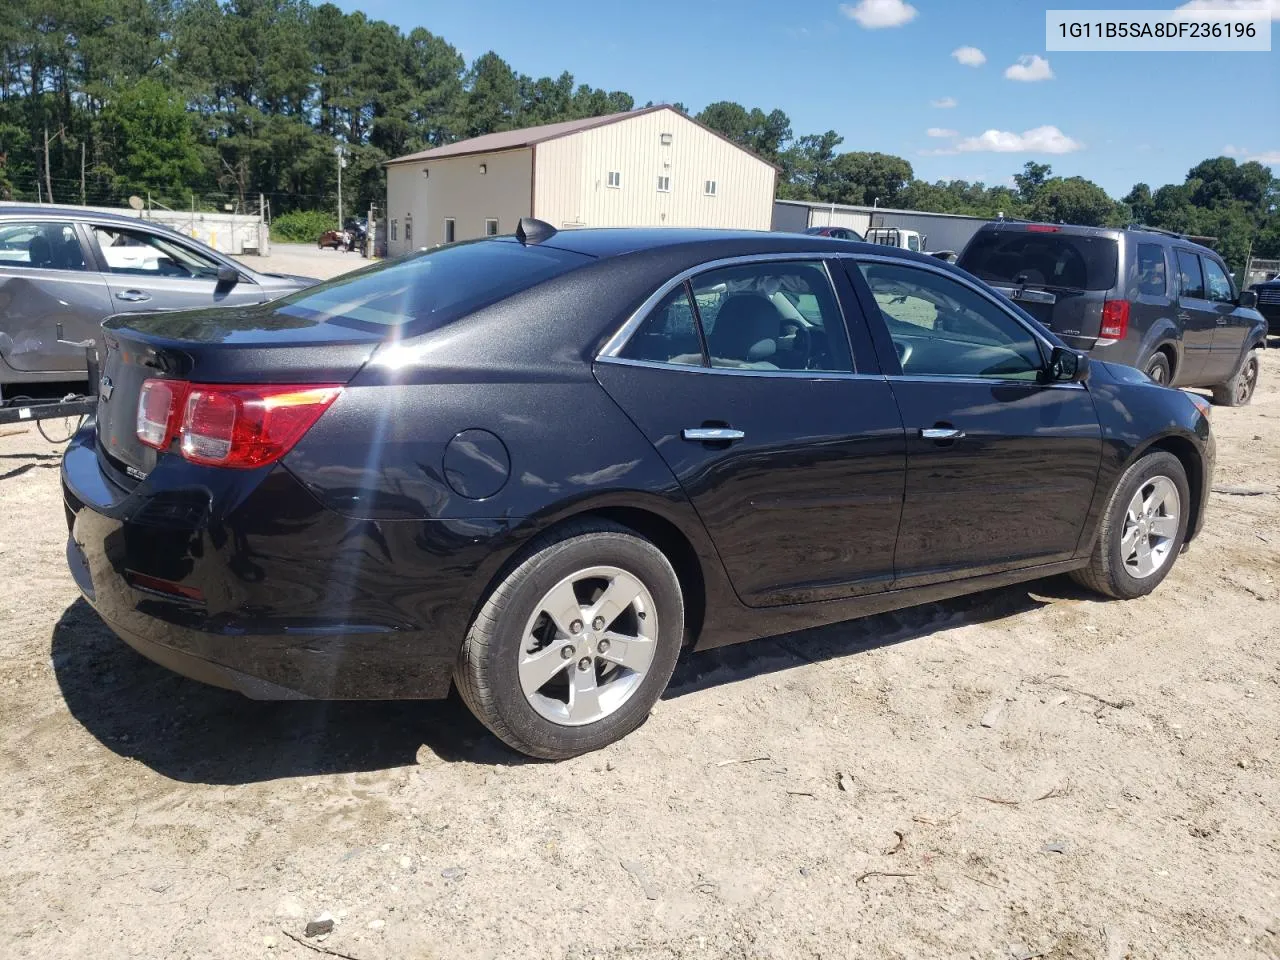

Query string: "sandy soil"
[[1, 354, 1277, 960]]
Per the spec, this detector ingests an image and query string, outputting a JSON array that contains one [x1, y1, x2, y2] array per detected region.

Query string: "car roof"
[[971, 220, 1223, 258], [536, 227, 924, 262], [0, 204, 171, 228]]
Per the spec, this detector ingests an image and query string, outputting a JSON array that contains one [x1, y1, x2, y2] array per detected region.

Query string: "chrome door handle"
[[115, 290, 151, 302], [682, 427, 745, 442], [1215, 316, 1228, 325], [1177, 312, 1191, 321], [920, 427, 965, 440]]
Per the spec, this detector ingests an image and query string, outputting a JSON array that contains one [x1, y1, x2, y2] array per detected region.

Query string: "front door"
[[0, 220, 110, 374], [847, 257, 1102, 587], [595, 258, 906, 607], [1201, 254, 1248, 380], [87, 223, 266, 313], [1174, 248, 1217, 383]]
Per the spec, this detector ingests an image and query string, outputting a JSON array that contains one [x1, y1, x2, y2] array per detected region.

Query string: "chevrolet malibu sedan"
[[63, 221, 1214, 759]]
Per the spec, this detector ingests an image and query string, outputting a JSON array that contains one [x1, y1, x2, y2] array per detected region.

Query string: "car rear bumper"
[[61, 424, 522, 700]]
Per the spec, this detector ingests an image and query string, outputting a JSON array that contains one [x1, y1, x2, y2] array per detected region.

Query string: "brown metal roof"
[[385, 107, 664, 165]]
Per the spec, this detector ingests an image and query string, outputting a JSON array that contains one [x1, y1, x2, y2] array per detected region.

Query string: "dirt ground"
[[1, 352, 1277, 960], [237, 242, 370, 282]]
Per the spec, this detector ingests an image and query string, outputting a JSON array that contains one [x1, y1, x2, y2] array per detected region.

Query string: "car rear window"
[[276, 238, 591, 330], [960, 230, 1119, 291]]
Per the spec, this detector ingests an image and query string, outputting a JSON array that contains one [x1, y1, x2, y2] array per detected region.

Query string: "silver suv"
[[0, 206, 317, 392]]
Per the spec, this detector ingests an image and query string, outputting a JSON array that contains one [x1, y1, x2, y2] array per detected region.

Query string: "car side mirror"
[[1045, 345, 1090, 384], [215, 264, 240, 290], [1239, 289, 1257, 309]]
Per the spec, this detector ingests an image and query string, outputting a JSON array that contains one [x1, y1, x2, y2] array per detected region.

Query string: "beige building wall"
[[533, 109, 775, 231], [386, 148, 532, 255]]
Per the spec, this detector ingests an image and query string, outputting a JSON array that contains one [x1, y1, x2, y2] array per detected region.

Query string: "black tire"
[[1210, 348, 1260, 407], [455, 519, 685, 759], [1070, 451, 1190, 600], [1144, 351, 1171, 386]]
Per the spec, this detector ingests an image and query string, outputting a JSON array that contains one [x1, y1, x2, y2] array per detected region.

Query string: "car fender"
[[1133, 316, 1182, 374]]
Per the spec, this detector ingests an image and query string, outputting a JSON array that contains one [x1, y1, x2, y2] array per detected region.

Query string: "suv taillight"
[[1100, 299, 1130, 340], [136, 379, 341, 469]]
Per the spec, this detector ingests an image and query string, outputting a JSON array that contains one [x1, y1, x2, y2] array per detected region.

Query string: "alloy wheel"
[[1237, 356, 1258, 404], [1120, 476, 1180, 579], [517, 565, 658, 726]]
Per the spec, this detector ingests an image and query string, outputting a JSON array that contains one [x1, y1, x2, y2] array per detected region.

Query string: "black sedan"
[[63, 221, 1215, 759]]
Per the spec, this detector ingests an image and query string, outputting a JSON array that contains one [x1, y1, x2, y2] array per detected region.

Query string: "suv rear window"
[[277, 238, 590, 330], [960, 230, 1119, 291]]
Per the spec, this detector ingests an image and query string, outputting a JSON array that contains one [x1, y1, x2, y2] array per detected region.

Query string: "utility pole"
[[80, 141, 86, 205], [43, 126, 53, 204], [335, 144, 347, 228]]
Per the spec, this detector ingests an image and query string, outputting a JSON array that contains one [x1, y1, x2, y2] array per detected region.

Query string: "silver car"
[[0, 206, 317, 391]]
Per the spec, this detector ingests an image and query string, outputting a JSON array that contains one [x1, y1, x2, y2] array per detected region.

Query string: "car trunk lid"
[[96, 303, 382, 480]]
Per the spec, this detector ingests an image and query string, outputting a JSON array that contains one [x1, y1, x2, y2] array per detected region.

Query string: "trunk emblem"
[[99, 375, 114, 402]]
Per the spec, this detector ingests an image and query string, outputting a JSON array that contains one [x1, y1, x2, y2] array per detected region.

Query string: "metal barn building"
[[772, 198, 993, 254], [384, 106, 777, 254]]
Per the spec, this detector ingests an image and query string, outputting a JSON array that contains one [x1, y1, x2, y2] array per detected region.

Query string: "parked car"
[[1250, 276, 1280, 336], [63, 222, 1215, 759], [957, 221, 1266, 405], [804, 225, 864, 241], [0, 206, 317, 393], [317, 228, 355, 251], [865, 226, 957, 263]]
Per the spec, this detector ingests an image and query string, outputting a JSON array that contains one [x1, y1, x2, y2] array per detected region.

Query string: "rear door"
[[1201, 254, 1248, 377], [0, 220, 110, 375], [594, 256, 906, 607], [87, 223, 267, 313], [1173, 248, 1216, 382], [848, 256, 1102, 586]]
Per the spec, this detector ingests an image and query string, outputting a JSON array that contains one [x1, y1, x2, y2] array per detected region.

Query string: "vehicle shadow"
[[51, 577, 1087, 784]]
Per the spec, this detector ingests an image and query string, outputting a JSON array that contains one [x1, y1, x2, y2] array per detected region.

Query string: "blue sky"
[[342, 0, 1278, 197]]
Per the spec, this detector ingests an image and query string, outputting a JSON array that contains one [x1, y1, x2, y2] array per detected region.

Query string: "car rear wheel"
[[1210, 348, 1259, 407], [1070, 451, 1189, 600], [455, 519, 684, 759], [1144, 352, 1171, 386]]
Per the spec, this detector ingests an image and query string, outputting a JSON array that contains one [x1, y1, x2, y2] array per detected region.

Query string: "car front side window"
[[1201, 257, 1234, 304], [0, 221, 87, 271], [91, 225, 223, 280], [858, 260, 1044, 380]]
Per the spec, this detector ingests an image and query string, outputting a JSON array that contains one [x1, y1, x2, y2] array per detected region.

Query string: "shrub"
[[271, 210, 336, 243]]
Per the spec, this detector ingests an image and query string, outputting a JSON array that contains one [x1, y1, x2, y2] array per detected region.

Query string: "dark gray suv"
[[0, 206, 317, 393], [958, 222, 1266, 405]]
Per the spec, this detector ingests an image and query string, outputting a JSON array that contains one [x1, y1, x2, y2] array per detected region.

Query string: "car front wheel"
[[455, 519, 685, 759], [1070, 450, 1190, 599]]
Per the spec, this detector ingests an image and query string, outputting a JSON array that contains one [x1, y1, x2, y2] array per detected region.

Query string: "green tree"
[[97, 79, 206, 200], [1029, 176, 1122, 226], [1013, 161, 1053, 203]]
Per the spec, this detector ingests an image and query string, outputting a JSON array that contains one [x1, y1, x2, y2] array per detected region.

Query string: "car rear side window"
[[277, 238, 591, 330], [1135, 243, 1168, 297], [1176, 250, 1205, 300], [1201, 257, 1234, 303], [960, 230, 1119, 291], [0, 221, 87, 271], [620, 284, 705, 366]]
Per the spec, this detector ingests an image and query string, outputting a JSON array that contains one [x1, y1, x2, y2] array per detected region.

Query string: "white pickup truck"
[[864, 227, 957, 262]]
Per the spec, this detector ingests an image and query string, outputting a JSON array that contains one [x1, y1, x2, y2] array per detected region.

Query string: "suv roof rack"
[[1126, 223, 1187, 240]]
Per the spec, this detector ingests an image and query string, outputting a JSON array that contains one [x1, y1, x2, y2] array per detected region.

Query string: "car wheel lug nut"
[[598, 640, 610, 653], [592, 617, 605, 631], [578, 657, 592, 671], [570, 620, 583, 634], [561, 646, 574, 659]]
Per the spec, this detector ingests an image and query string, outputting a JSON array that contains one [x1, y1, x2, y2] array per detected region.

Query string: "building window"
[[444, 218, 455, 244], [391, 219, 398, 241], [704, 180, 717, 197], [660, 133, 673, 146], [607, 171, 621, 188], [479, 163, 487, 175], [404, 213, 412, 243], [485, 218, 499, 237], [657, 176, 670, 193]]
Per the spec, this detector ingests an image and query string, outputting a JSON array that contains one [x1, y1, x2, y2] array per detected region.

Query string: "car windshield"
[[276, 238, 591, 330], [960, 230, 1119, 291]]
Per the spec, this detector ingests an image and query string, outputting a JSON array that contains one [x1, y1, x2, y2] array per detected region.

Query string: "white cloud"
[[956, 125, 1083, 154], [1176, 0, 1280, 20], [1004, 54, 1054, 82], [951, 46, 986, 66], [839, 0, 918, 28], [927, 127, 959, 138], [1224, 144, 1280, 164], [930, 96, 958, 108], [918, 148, 959, 156]]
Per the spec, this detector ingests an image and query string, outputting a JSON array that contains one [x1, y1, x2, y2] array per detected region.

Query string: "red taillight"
[[136, 379, 189, 450], [1100, 299, 1130, 340], [136, 379, 341, 469], [126, 570, 205, 602], [1026, 224, 1061, 233]]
